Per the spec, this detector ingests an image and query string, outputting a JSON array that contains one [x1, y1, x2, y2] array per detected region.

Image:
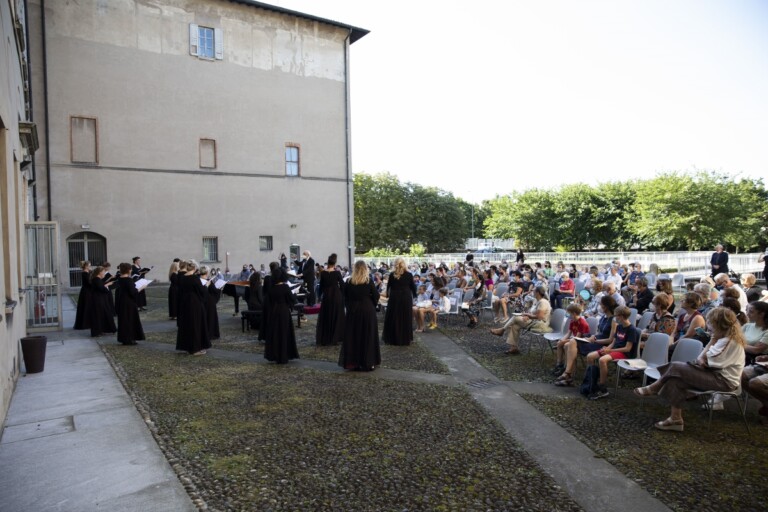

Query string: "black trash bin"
[[20, 336, 47, 374]]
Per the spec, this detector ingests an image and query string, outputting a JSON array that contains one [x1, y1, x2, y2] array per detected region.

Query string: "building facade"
[[1, 0, 38, 425], [28, 0, 367, 286]]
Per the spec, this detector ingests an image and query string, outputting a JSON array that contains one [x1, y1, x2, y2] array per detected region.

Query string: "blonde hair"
[[741, 273, 756, 287], [168, 261, 180, 280], [706, 307, 746, 346], [392, 257, 407, 279], [187, 259, 199, 272], [350, 260, 370, 285]]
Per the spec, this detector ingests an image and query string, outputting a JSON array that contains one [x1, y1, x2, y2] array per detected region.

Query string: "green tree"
[[484, 190, 559, 250]]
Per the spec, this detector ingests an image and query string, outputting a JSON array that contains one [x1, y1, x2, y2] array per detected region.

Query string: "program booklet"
[[134, 278, 152, 291]]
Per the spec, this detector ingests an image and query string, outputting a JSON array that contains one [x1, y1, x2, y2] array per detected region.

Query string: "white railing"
[[356, 251, 765, 280]]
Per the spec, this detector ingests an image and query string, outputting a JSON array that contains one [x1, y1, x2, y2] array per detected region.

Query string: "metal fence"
[[357, 251, 765, 281], [25, 222, 62, 330]]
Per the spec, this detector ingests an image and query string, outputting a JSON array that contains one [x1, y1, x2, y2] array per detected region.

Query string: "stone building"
[[27, 0, 367, 286], [1, 0, 39, 424]]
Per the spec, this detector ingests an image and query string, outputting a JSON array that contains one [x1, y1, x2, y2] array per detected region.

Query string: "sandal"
[[654, 418, 684, 432], [633, 386, 655, 398], [554, 373, 573, 386], [504, 348, 521, 355]]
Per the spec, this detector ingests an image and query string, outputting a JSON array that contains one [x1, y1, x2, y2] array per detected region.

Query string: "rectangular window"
[[259, 236, 273, 251], [199, 27, 214, 59], [189, 24, 223, 60], [202, 236, 218, 262], [70, 116, 98, 164], [285, 144, 299, 176], [199, 138, 216, 168]]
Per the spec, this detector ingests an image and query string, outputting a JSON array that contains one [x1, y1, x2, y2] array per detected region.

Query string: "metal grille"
[[25, 222, 61, 329], [259, 236, 273, 251], [67, 232, 107, 286], [203, 236, 219, 262]]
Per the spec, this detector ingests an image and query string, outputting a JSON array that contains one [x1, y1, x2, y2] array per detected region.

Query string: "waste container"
[[20, 336, 47, 374]]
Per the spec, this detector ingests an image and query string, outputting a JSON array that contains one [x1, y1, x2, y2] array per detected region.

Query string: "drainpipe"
[[41, 0, 52, 221], [343, 29, 354, 267], [22, 0, 39, 221]]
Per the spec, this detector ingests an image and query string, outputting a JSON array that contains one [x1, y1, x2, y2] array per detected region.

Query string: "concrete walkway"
[[0, 297, 196, 512], [0, 295, 670, 512]]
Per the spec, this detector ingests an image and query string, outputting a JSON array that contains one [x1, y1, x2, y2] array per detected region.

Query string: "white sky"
[[267, 0, 768, 204]]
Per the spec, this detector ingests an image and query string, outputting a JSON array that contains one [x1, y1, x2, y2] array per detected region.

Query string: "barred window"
[[203, 236, 218, 262], [259, 236, 273, 251]]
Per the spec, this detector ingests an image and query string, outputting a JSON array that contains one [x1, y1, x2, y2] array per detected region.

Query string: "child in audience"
[[413, 285, 432, 332], [426, 288, 451, 329], [553, 303, 590, 376], [585, 306, 639, 400]]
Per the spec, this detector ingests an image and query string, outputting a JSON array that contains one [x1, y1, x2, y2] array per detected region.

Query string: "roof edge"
[[228, 0, 369, 43]]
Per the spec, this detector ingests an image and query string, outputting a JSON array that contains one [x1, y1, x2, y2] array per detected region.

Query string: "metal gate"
[[25, 221, 62, 330], [67, 231, 107, 286]]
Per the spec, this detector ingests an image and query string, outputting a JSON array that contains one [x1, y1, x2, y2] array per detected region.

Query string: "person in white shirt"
[[714, 273, 748, 312], [634, 307, 745, 432]]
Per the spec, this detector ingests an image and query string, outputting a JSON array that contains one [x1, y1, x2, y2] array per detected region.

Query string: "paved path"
[[0, 298, 196, 512], [1, 295, 670, 512]]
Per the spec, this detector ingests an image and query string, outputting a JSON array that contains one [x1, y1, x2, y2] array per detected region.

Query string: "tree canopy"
[[353, 171, 768, 253]]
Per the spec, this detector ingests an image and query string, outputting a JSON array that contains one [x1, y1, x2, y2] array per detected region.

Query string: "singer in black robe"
[[315, 265, 345, 346], [264, 270, 299, 364], [89, 273, 117, 337], [73, 268, 92, 330], [177, 272, 211, 354], [339, 276, 381, 371], [116, 275, 145, 345]]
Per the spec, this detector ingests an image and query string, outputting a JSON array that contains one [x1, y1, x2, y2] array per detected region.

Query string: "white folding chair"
[[586, 316, 599, 336], [672, 273, 686, 293], [628, 308, 638, 327], [615, 332, 669, 392], [644, 337, 702, 383], [690, 387, 751, 436], [636, 310, 654, 331]]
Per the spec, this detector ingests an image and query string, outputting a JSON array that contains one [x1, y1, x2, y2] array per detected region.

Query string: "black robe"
[[116, 277, 145, 344], [89, 277, 116, 337], [264, 283, 299, 364], [73, 270, 92, 329], [168, 272, 179, 319], [315, 270, 345, 346], [339, 280, 381, 370], [382, 271, 417, 345], [176, 274, 211, 354], [259, 275, 273, 341], [205, 281, 221, 340], [132, 264, 147, 308]]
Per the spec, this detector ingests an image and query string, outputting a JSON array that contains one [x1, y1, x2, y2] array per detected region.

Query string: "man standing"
[[710, 244, 729, 278], [296, 250, 316, 305]]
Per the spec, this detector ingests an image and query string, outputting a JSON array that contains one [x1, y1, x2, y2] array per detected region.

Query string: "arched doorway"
[[67, 231, 107, 286]]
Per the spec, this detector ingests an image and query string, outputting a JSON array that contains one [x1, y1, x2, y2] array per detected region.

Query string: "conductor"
[[295, 250, 316, 305]]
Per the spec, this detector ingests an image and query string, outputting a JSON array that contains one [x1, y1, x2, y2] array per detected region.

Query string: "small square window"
[[200, 138, 216, 168], [285, 144, 299, 176], [259, 236, 273, 251], [70, 116, 98, 164], [203, 236, 218, 262]]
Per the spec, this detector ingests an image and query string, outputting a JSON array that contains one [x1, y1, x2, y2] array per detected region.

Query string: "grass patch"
[[105, 346, 581, 511], [521, 392, 767, 512]]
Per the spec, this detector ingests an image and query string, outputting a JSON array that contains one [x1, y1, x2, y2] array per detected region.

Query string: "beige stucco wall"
[[28, 0, 358, 284], [0, 0, 32, 426]]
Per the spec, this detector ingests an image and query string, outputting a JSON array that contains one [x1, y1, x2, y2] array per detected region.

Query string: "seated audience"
[[635, 308, 745, 432], [490, 285, 552, 355], [553, 303, 590, 376], [741, 273, 763, 304], [550, 272, 575, 309], [714, 273, 748, 312], [627, 276, 654, 314]]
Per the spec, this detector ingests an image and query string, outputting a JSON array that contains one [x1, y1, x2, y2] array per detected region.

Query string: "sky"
[[267, 0, 768, 204]]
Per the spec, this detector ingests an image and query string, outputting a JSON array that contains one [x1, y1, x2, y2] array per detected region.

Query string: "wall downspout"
[[22, 0, 38, 221], [343, 30, 354, 267], [41, 0, 52, 221]]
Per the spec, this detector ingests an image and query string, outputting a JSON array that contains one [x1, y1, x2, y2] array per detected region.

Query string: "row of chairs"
[[529, 307, 751, 434]]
